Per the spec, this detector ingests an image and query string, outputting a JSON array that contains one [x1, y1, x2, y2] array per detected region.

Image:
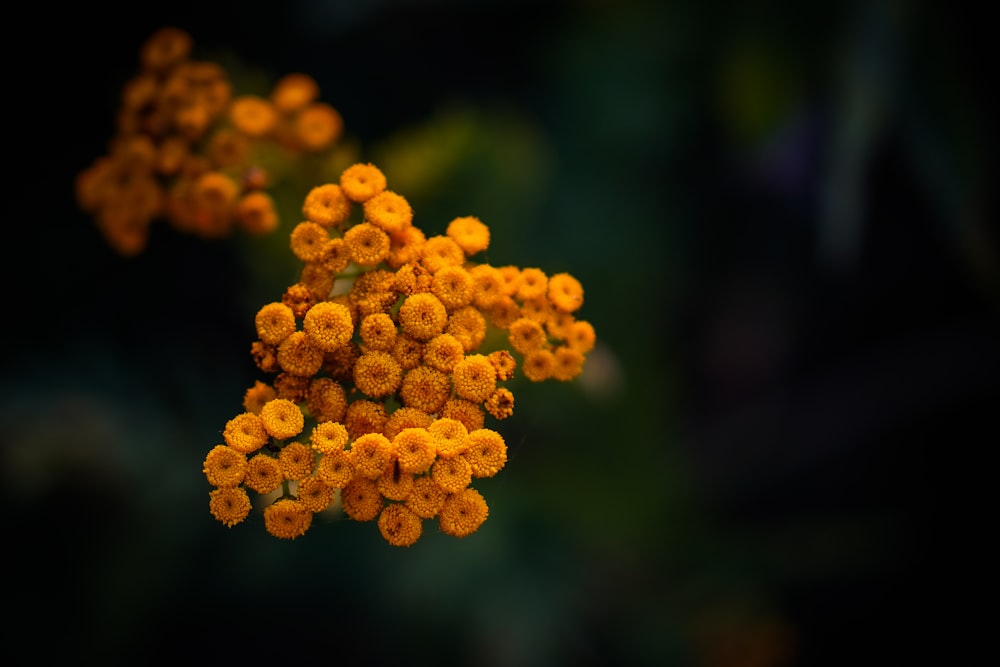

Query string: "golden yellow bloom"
[[302, 183, 352, 228], [420, 235, 465, 274], [209, 487, 252, 528], [469, 264, 505, 309], [520, 296, 554, 325], [484, 296, 519, 331], [359, 313, 398, 352], [317, 448, 354, 487], [351, 432, 393, 479], [522, 349, 555, 382], [428, 418, 469, 458], [363, 190, 413, 234], [260, 398, 305, 440], [445, 216, 490, 256], [423, 333, 465, 373], [392, 428, 436, 474], [383, 407, 434, 440], [439, 488, 489, 538], [496, 265, 522, 296], [305, 377, 347, 424], [282, 283, 317, 319], [255, 302, 297, 346], [296, 476, 336, 512], [446, 306, 488, 352], [463, 429, 507, 478], [406, 476, 447, 519], [203, 444, 248, 488], [377, 462, 414, 501], [243, 380, 277, 414], [244, 454, 283, 494], [508, 317, 548, 355], [251, 341, 279, 374], [277, 331, 325, 377], [353, 351, 403, 399], [223, 412, 270, 454], [387, 225, 427, 268], [317, 237, 351, 275], [208, 127, 249, 169], [484, 388, 515, 420], [271, 72, 319, 114], [236, 191, 279, 235], [547, 272, 584, 313], [431, 456, 472, 494], [290, 221, 331, 262], [398, 293, 448, 342], [340, 162, 387, 202], [516, 268, 548, 301], [399, 366, 451, 414], [486, 350, 516, 382], [273, 372, 310, 403], [295, 102, 343, 151], [230, 95, 278, 138], [141, 27, 192, 72], [341, 476, 383, 521], [344, 399, 389, 440], [392, 334, 425, 371], [545, 311, 576, 341], [551, 346, 585, 381], [343, 222, 390, 266], [310, 420, 349, 454], [440, 398, 485, 433], [452, 354, 497, 403], [378, 503, 423, 547], [323, 341, 363, 384], [431, 265, 474, 311], [264, 499, 312, 539], [303, 301, 354, 352], [566, 320, 596, 354], [278, 441, 316, 480]]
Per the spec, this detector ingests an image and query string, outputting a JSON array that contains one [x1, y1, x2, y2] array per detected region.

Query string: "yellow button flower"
[[359, 312, 398, 351], [438, 488, 489, 538], [294, 102, 343, 151], [296, 476, 336, 512], [406, 476, 447, 519], [398, 293, 448, 342], [431, 455, 472, 494], [209, 487, 252, 528], [445, 215, 490, 256], [431, 265, 474, 311], [260, 398, 305, 440], [363, 190, 413, 234], [303, 301, 354, 352], [278, 441, 316, 481], [302, 183, 352, 227], [277, 331, 324, 377], [223, 412, 269, 454], [462, 429, 507, 478], [340, 162, 387, 202], [270, 72, 319, 114], [316, 448, 354, 488], [351, 433, 394, 479], [399, 366, 451, 414], [428, 418, 469, 458], [344, 222, 390, 266], [255, 302, 297, 346], [264, 498, 313, 539], [440, 398, 485, 433], [392, 427, 436, 474], [547, 272, 584, 313], [244, 454, 283, 494], [203, 444, 247, 488], [452, 354, 497, 403], [344, 399, 388, 440], [305, 377, 347, 424], [289, 221, 331, 262], [341, 476, 383, 521], [229, 95, 277, 138], [310, 421, 349, 454], [353, 350, 403, 399], [378, 503, 423, 547]]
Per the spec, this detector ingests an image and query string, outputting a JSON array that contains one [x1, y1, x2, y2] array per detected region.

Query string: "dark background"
[[3, 0, 996, 664]]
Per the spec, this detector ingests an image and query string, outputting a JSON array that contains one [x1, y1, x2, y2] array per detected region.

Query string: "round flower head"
[[484, 388, 515, 420], [428, 418, 470, 458], [302, 183, 352, 227], [277, 331, 324, 377], [423, 333, 465, 373], [522, 349, 555, 382], [420, 235, 465, 274], [452, 354, 497, 403], [256, 302, 297, 346], [251, 341, 279, 374], [446, 216, 490, 256], [520, 296, 554, 325], [303, 301, 354, 352], [399, 366, 451, 414], [236, 191, 279, 235], [209, 487, 252, 528], [278, 441, 316, 481], [440, 398, 485, 433], [264, 499, 312, 539], [439, 488, 489, 538], [296, 476, 336, 512], [392, 428, 436, 474], [363, 190, 413, 234], [223, 412, 269, 454], [203, 445, 248, 488], [271, 72, 319, 113], [290, 221, 331, 262], [487, 296, 521, 330], [431, 265, 474, 311], [306, 377, 347, 424], [310, 420, 349, 454], [544, 271, 583, 312], [351, 432, 393, 479], [445, 306, 487, 352], [382, 409, 434, 443], [469, 264, 505, 309], [300, 262, 335, 301], [551, 346, 585, 381], [274, 373, 309, 403], [340, 163, 387, 202], [398, 293, 447, 342], [317, 448, 354, 487], [244, 454, 283, 494], [545, 311, 577, 341], [260, 398, 305, 440], [392, 334, 425, 371], [566, 320, 596, 354], [344, 222, 390, 266], [243, 380, 277, 414], [318, 237, 351, 275], [495, 265, 522, 296], [463, 429, 507, 478], [141, 27, 192, 72], [341, 476, 383, 521], [283, 282, 317, 320], [344, 399, 388, 440], [508, 317, 548, 355], [378, 503, 423, 547], [377, 461, 414, 501], [359, 312, 398, 351], [487, 350, 517, 381], [387, 225, 427, 268], [406, 476, 447, 519], [516, 268, 549, 302], [230, 95, 277, 138], [353, 351, 403, 399], [431, 455, 472, 494], [295, 102, 343, 151]]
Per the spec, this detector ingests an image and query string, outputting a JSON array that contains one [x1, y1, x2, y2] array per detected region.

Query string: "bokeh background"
[[3, 0, 996, 664]]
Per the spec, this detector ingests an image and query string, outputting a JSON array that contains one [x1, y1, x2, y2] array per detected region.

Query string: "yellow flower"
[[378, 504, 423, 547], [344, 222, 390, 266], [508, 317, 547, 354], [341, 476, 383, 521], [516, 268, 548, 301], [551, 346, 585, 381], [260, 398, 305, 440], [289, 221, 331, 262], [428, 418, 469, 458], [383, 407, 434, 440], [445, 306, 487, 352], [294, 102, 343, 151], [351, 433, 393, 479], [359, 313, 398, 352], [545, 311, 576, 341], [462, 429, 507, 478], [305, 377, 347, 424], [230, 95, 277, 138], [243, 380, 277, 414], [392, 428, 436, 474], [452, 354, 497, 403], [423, 333, 465, 373], [255, 302, 297, 346], [302, 183, 352, 228], [236, 191, 279, 235], [303, 301, 354, 352], [487, 350, 517, 381], [310, 421, 349, 454], [406, 476, 447, 519], [398, 293, 448, 342], [353, 351, 403, 399], [547, 272, 584, 313], [244, 454, 283, 494], [223, 412, 270, 454], [277, 331, 324, 377], [392, 334, 426, 371], [387, 225, 427, 268], [484, 388, 514, 420], [496, 265, 522, 296], [278, 442, 317, 481], [431, 265, 474, 311], [264, 499, 313, 539], [399, 366, 451, 414], [363, 190, 413, 234], [209, 487, 252, 528], [203, 444, 247, 488], [440, 398, 485, 433], [486, 296, 521, 330], [271, 72, 319, 114], [344, 399, 388, 440], [438, 488, 489, 538], [566, 320, 596, 354], [469, 264, 505, 309], [420, 235, 465, 274], [296, 476, 337, 512], [520, 296, 554, 325], [318, 237, 351, 275], [140, 27, 192, 72], [317, 448, 354, 488], [377, 461, 414, 501], [340, 163, 387, 202], [522, 349, 555, 382], [274, 373, 309, 403], [445, 215, 491, 256], [282, 283, 317, 320], [431, 455, 472, 494]]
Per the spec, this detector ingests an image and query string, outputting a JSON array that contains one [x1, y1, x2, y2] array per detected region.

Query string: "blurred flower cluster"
[[204, 162, 596, 543]]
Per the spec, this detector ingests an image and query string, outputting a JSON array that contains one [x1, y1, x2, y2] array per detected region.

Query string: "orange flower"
[[260, 398, 305, 440], [445, 306, 487, 352], [487, 350, 517, 381], [316, 448, 354, 487], [209, 487, 252, 528], [383, 407, 434, 440], [431, 456, 472, 494], [203, 445, 247, 488], [236, 191, 279, 234], [296, 476, 336, 512], [438, 488, 489, 538], [277, 331, 325, 377], [341, 476, 383, 521], [302, 183, 353, 228], [522, 349, 555, 382], [140, 27, 192, 72], [392, 428, 436, 475], [278, 442, 316, 480], [353, 351, 403, 399], [547, 272, 584, 313], [344, 222, 390, 266], [290, 221, 331, 262], [551, 346, 585, 381], [264, 498, 312, 539], [243, 380, 277, 414], [359, 313, 398, 352], [399, 366, 451, 414], [340, 163, 387, 202], [508, 317, 547, 355], [230, 95, 277, 138], [420, 235, 465, 274], [431, 265, 474, 311], [295, 102, 343, 151], [516, 268, 548, 301], [422, 333, 465, 373], [462, 429, 507, 478], [271, 72, 319, 114], [376, 462, 414, 501], [344, 400, 388, 440], [255, 302, 297, 346], [305, 378, 347, 424], [428, 418, 469, 458], [302, 301, 354, 352], [484, 388, 514, 420], [398, 293, 447, 342], [452, 354, 497, 403], [440, 398, 486, 433], [244, 454, 283, 494], [363, 190, 412, 234], [446, 216, 490, 256], [310, 421, 350, 454], [351, 433, 394, 479], [223, 412, 270, 454], [378, 503, 423, 547], [406, 476, 447, 519]]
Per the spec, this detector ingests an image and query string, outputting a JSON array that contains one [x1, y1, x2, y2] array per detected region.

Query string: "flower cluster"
[[75, 27, 345, 255], [204, 162, 596, 543]]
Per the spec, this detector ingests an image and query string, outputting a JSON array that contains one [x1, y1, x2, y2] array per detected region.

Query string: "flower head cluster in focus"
[[204, 162, 597, 544], [75, 27, 345, 255]]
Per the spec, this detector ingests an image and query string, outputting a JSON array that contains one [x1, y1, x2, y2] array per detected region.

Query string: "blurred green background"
[[3, 0, 996, 664]]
